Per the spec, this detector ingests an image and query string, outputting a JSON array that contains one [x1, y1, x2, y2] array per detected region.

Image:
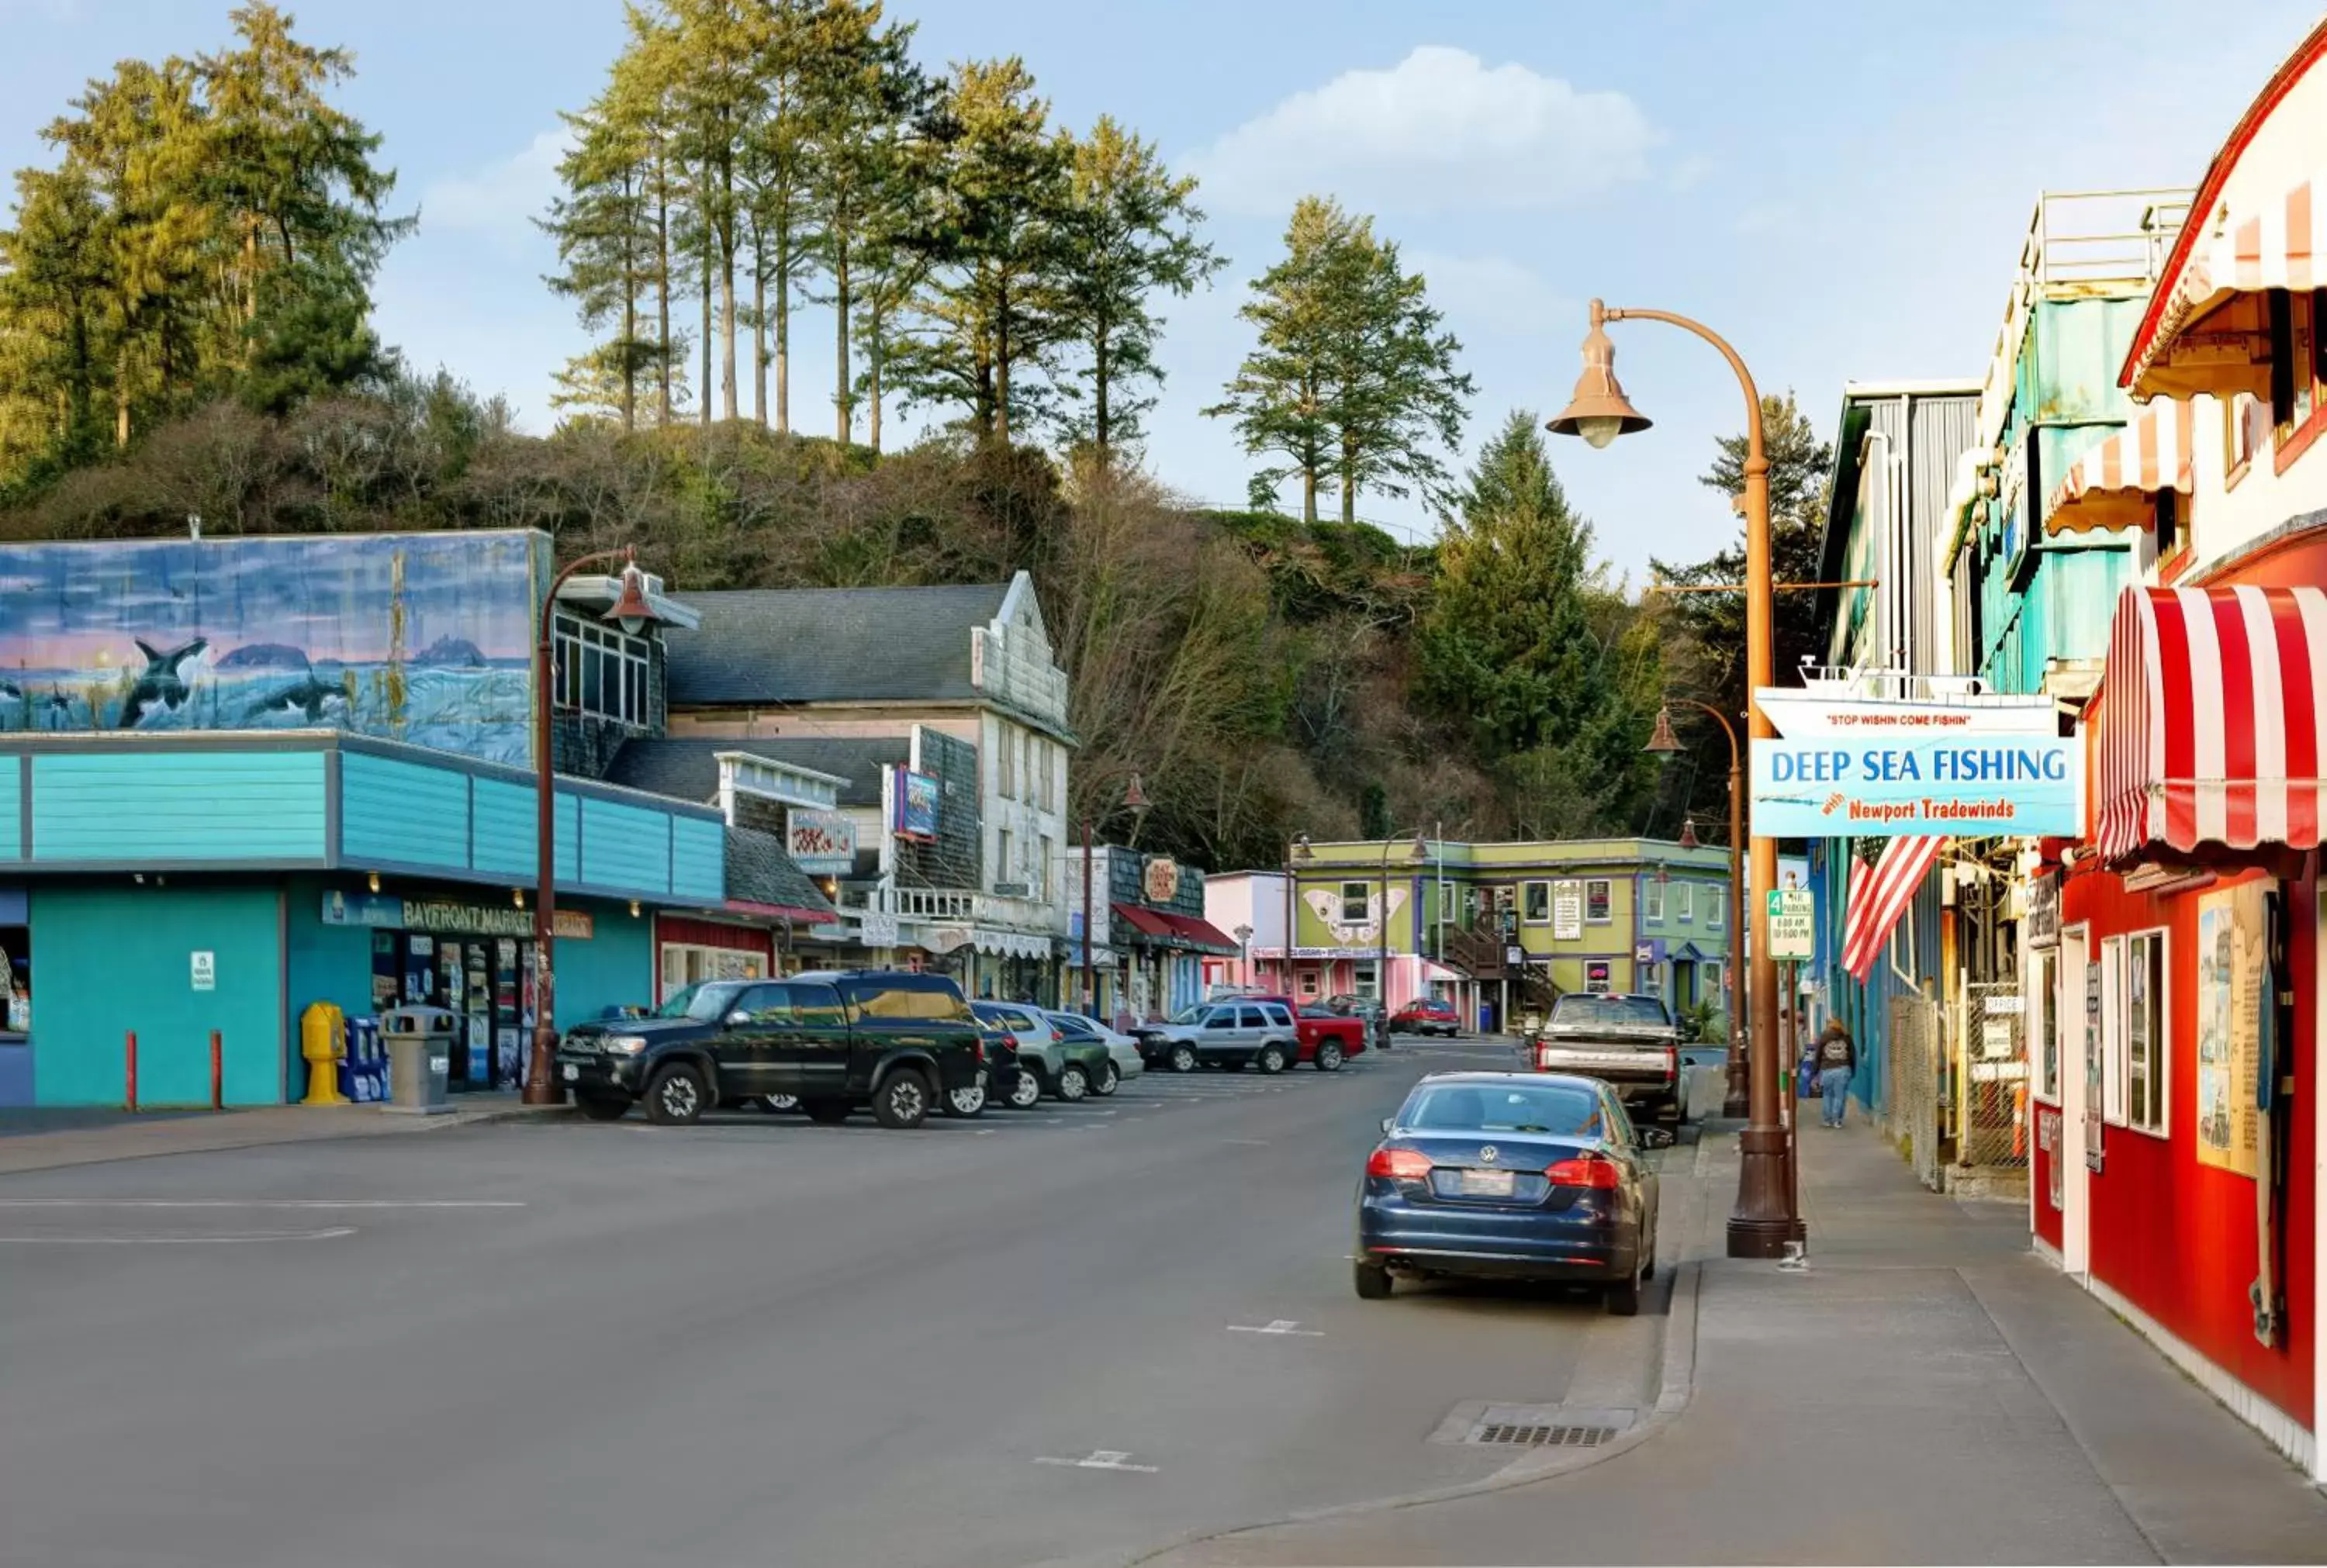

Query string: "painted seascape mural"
[[0, 532, 542, 765]]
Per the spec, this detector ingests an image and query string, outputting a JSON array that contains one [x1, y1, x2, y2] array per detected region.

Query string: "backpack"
[[1819, 1034, 1851, 1069]]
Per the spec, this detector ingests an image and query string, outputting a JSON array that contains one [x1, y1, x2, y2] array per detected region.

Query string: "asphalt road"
[[0, 1038, 1670, 1568]]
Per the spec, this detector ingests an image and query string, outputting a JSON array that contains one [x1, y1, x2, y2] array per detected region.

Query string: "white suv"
[[1135, 1000, 1302, 1075]]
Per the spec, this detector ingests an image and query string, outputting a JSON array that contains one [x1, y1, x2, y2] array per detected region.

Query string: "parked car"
[[1233, 994, 1366, 1070], [555, 972, 986, 1130], [1392, 996, 1463, 1038], [1355, 1071, 1670, 1314], [1045, 1009, 1143, 1087], [972, 1002, 1115, 1100], [1523, 993, 1686, 1125], [967, 1003, 1047, 1110], [1134, 997, 1303, 1074], [1325, 993, 1392, 1052]]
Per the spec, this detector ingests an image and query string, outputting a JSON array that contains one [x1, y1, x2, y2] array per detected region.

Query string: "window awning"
[[2095, 585, 2327, 866], [1109, 903, 1241, 955], [2043, 399, 2194, 535], [2126, 175, 2325, 402]]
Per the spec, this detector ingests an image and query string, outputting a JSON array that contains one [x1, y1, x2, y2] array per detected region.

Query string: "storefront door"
[[2058, 924, 2092, 1277]]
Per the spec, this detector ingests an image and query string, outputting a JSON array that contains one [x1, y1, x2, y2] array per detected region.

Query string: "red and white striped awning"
[[2126, 176, 2326, 402], [2095, 584, 2327, 865], [2043, 399, 2194, 535]]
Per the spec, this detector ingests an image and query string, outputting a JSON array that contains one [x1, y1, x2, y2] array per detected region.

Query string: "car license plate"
[[1458, 1168, 1515, 1197], [561, 1063, 579, 1083]]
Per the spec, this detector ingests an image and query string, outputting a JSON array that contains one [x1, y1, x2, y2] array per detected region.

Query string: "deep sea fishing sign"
[[1749, 737, 2083, 838]]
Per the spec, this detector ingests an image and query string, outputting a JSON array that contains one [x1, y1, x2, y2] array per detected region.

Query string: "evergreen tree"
[[1053, 115, 1222, 462], [1207, 196, 1471, 523], [889, 57, 1070, 444], [541, 94, 662, 432]]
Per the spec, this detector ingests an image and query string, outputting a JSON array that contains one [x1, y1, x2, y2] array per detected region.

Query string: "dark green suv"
[[555, 970, 987, 1130]]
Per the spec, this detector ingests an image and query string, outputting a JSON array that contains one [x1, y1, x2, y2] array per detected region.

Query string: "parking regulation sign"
[[1765, 890, 1814, 962]]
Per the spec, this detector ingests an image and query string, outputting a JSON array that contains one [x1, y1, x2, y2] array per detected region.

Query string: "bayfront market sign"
[[1749, 737, 2082, 838], [322, 889, 594, 941]]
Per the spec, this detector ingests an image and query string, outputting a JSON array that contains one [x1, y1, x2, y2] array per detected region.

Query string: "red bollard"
[[125, 1031, 139, 1114], [210, 1031, 224, 1111]]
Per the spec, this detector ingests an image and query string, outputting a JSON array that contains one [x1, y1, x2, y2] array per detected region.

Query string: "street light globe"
[[1575, 416, 1626, 450]]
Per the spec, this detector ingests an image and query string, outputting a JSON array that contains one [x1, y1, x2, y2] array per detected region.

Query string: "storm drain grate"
[[1469, 1423, 1616, 1448]]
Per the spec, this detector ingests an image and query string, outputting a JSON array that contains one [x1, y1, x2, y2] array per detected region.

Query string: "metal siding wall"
[[555, 793, 579, 884], [31, 882, 285, 1105], [1909, 397, 1979, 675], [579, 796, 670, 892], [472, 778, 535, 879], [673, 818, 725, 902], [341, 751, 471, 871], [31, 751, 326, 862], [0, 760, 17, 859]]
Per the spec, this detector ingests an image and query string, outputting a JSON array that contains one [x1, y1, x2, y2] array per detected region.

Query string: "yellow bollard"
[[300, 1002, 348, 1106]]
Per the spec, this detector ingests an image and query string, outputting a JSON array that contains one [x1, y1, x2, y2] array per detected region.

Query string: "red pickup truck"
[[1229, 994, 1369, 1070]]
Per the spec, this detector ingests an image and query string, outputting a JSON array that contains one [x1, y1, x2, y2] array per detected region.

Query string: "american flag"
[[1841, 837, 1946, 982]]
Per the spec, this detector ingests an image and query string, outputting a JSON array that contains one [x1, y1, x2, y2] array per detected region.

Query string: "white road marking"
[[0, 1199, 524, 1210], [973, 1129, 997, 1136], [0, 1228, 357, 1244], [1034, 1450, 1158, 1473], [1226, 1319, 1323, 1337], [1219, 1138, 1270, 1147]]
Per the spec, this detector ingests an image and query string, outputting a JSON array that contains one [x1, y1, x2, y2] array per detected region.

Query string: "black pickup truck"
[[554, 970, 987, 1129]]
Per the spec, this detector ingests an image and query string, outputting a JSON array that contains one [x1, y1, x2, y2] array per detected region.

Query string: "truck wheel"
[[1169, 1043, 1198, 1074], [645, 1062, 707, 1126], [1314, 1042, 1344, 1072], [873, 1068, 931, 1129], [1354, 1261, 1393, 1300], [576, 1093, 630, 1121], [1257, 1043, 1287, 1075], [1006, 1069, 1043, 1109], [1094, 1062, 1120, 1096], [1056, 1062, 1089, 1102]]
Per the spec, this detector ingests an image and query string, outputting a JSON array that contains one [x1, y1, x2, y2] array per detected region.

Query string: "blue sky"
[[3, 0, 2319, 577]]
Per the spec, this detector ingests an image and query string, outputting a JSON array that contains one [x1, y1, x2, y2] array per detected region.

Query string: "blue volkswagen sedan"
[[1355, 1072, 1668, 1314]]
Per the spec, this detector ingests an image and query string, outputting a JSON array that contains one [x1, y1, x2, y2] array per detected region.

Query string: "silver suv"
[[1136, 999, 1302, 1075]]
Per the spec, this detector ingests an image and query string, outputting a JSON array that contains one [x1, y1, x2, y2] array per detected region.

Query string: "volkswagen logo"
[[1478, 1145, 1499, 1163]]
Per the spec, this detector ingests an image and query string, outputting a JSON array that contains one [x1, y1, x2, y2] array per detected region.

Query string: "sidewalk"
[[1156, 1110, 2327, 1566], [0, 1096, 565, 1176]]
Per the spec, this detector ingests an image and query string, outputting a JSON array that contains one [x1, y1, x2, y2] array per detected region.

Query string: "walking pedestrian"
[[1814, 1020, 1856, 1128]]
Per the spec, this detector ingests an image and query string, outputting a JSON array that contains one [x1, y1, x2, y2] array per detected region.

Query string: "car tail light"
[[1544, 1154, 1622, 1189], [972, 1036, 987, 1063], [1534, 1044, 1557, 1072], [1366, 1147, 1434, 1180]]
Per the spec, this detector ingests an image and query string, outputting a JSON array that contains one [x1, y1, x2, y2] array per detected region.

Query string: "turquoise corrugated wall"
[[32, 751, 326, 862], [0, 759, 18, 859], [340, 751, 470, 869], [32, 882, 283, 1106], [672, 817, 724, 903], [579, 796, 669, 891]]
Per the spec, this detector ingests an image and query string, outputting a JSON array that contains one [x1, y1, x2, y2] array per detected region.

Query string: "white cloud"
[[418, 128, 572, 254], [1184, 46, 1655, 217]]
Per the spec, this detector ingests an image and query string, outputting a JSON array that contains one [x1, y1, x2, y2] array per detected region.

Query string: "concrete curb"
[[1115, 1258, 1706, 1568]]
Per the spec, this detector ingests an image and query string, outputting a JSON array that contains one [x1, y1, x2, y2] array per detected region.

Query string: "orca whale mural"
[[0, 532, 543, 765]]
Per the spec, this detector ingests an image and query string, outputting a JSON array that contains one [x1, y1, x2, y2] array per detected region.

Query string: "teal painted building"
[[0, 728, 724, 1107]]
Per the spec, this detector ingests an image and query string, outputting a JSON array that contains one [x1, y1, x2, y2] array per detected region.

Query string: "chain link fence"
[[1890, 993, 1943, 1192], [1957, 982, 2032, 1193]]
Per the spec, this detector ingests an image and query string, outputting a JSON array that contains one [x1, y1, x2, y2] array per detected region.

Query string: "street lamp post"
[[1284, 834, 1311, 998], [1378, 828, 1430, 1013], [1233, 923, 1254, 986], [1647, 699, 1749, 1117], [523, 550, 662, 1106], [1551, 298, 1800, 1259], [1081, 773, 1150, 1018]]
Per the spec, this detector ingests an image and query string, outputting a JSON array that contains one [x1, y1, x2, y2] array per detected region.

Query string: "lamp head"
[[606, 556, 659, 637], [1547, 301, 1651, 448], [1678, 819, 1701, 851], [1123, 771, 1151, 823], [1644, 703, 1683, 758]]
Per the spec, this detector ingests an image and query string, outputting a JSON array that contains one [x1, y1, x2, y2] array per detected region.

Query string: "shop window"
[[997, 828, 1015, 890], [1351, 960, 1379, 999], [662, 943, 768, 992], [2267, 289, 2327, 466], [0, 923, 26, 1034], [1675, 883, 1693, 922], [1708, 889, 1725, 930], [2032, 948, 2059, 1100], [1585, 961, 1613, 993], [1340, 882, 1371, 923], [552, 613, 650, 727], [1297, 969, 1319, 999], [996, 730, 1015, 797], [1037, 834, 1054, 900], [1585, 879, 1613, 924], [2124, 930, 2166, 1135], [1642, 880, 1663, 922], [1522, 881, 1550, 924], [2225, 392, 2268, 482]]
